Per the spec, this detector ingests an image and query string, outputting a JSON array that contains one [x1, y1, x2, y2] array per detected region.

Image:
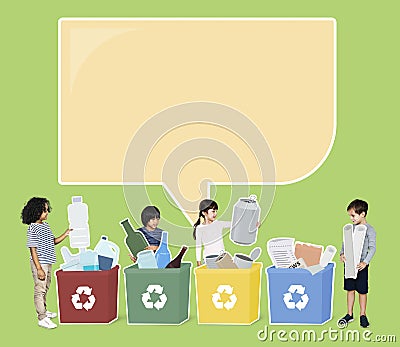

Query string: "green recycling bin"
[[124, 262, 192, 325]]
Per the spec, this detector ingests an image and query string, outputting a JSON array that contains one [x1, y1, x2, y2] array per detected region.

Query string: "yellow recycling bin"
[[194, 262, 262, 324]]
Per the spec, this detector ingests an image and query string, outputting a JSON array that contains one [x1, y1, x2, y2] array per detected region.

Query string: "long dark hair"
[[21, 197, 51, 225], [192, 199, 218, 240]]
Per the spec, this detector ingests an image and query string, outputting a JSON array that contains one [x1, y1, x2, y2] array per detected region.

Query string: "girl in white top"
[[193, 199, 231, 266]]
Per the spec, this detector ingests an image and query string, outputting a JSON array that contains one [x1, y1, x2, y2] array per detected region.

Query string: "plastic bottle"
[[60, 246, 79, 263], [120, 218, 149, 257], [155, 231, 171, 268], [166, 246, 187, 268], [67, 196, 90, 252], [94, 235, 120, 270]]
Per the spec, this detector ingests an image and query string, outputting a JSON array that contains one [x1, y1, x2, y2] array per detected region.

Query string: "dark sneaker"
[[360, 315, 370, 328], [338, 314, 353, 327], [341, 314, 354, 323]]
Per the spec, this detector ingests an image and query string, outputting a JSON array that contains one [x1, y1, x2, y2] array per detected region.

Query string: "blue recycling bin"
[[266, 263, 335, 325]]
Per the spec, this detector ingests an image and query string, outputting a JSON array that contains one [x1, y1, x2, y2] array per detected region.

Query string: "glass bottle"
[[166, 246, 188, 268], [155, 231, 171, 268], [120, 218, 149, 257]]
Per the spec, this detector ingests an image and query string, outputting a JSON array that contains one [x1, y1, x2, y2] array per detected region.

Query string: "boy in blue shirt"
[[339, 199, 376, 328], [138, 206, 163, 251]]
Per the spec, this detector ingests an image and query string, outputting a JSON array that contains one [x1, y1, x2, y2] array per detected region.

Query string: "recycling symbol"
[[141, 284, 168, 310], [283, 284, 309, 311], [71, 286, 96, 311], [212, 285, 237, 310]]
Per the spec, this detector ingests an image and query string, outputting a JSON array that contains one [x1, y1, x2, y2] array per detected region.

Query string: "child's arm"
[[357, 227, 377, 269], [196, 229, 202, 266], [339, 242, 346, 262], [54, 228, 73, 245], [29, 247, 45, 280], [220, 221, 232, 228]]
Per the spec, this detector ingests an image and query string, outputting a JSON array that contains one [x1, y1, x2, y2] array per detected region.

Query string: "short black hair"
[[21, 197, 51, 224], [347, 199, 368, 216], [141, 206, 160, 226]]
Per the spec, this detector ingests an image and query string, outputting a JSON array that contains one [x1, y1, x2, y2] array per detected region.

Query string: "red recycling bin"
[[55, 265, 119, 324]]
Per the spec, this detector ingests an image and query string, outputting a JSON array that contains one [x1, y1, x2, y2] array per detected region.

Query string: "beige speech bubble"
[[59, 18, 335, 185]]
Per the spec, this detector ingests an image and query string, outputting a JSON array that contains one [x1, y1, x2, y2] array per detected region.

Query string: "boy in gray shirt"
[[339, 199, 376, 328]]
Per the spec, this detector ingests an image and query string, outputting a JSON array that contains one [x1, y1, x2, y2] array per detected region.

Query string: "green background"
[[2, 0, 399, 345]]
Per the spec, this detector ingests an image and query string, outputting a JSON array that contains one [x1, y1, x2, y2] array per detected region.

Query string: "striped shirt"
[[138, 227, 163, 246], [26, 222, 56, 264]]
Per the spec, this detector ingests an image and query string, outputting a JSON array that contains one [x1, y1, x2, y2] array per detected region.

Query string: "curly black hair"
[[21, 197, 52, 225]]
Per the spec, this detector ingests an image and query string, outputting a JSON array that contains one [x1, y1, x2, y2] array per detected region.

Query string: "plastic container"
[[61, 246, 80, 263], [230, 195, 261, 245], [194, 262, 262, 324], [67, 196, 90, 251], [124, 262, 192, 325], [60, 259, 82, 271], [55, 265, 119, 324], [137, 250, 158, 269], [266, 262, 335, 325], [94, 236, 120, 270], [79, 250, 99, 271], [155, 231, 171, 268]]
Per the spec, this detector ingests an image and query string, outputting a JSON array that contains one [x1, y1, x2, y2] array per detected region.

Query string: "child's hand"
[[357, 261, 367, 270], [145, 245, 158, 251], [128, 254, 137, 263], [340, 253, 346, 262], [37, 268, 45, 281], [65, 228, 73, 235]]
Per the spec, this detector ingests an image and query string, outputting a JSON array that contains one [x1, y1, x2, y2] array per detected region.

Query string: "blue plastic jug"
[[94, 235, 120, 270]]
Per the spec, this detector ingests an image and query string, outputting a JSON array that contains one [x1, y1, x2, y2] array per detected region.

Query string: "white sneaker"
[[46, 311, 57, 319], [38, 317, 57, 329]]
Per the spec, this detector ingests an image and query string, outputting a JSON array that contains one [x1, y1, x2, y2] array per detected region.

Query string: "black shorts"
[[344, 265, 369, 294]]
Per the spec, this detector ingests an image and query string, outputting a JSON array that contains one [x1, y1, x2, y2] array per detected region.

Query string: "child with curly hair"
[[21, 197, 72, 329]]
